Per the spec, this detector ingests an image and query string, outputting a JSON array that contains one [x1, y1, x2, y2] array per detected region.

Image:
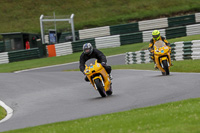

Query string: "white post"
[[53, 12, 57, 43], [70, 14, 76, 42], [40, 14, 75, 43], [40, 15, 44, 44]]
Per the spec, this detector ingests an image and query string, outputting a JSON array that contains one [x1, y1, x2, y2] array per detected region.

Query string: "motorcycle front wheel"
[[162, 60, 170, 75], [106, 84, 113, 96], [94, 79, 107, 97]]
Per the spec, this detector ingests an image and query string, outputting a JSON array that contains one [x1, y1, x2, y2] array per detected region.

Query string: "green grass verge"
[[0, 106, 6, 121], [0, 52, 81, 73], [3, 98, 200, 133], [112, 59, 200, 73], [0, 34, 200, 73], [65, 59, 200, 73], [0, 0, 200, 33]]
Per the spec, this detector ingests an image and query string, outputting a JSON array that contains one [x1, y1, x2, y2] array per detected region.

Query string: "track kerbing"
[[0, 101, 13, 123]]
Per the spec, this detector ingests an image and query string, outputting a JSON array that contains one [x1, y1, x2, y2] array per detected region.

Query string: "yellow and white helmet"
[[152, 30, 160, 41]]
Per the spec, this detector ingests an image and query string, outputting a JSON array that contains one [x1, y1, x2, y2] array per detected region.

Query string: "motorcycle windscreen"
[[154, 40, 165, 48], [85, 58, 97, 67]]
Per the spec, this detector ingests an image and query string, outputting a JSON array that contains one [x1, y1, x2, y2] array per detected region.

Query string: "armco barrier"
[[0, 41, 5, 52], [46, 22, 200, 58], [0, 52, 9, 64], [110, 23, 139, 35], [186, 23, 200, 36], [171, 40, 200, 60], [8, 48, 42, 62], [166, 26, 186, 39], [168, 14, 195, 27], [138, 18, 168, 31], [120, 32, 143, 45], [95, 35, 120, 49], [195, 12, 200, 23], [125, 50, 152, 64], [125, 40, 200, 64], [67, 13, 200, 40], [171, 42, 185, 61], [79, 26, 110, 40], [49, 13, 200, 57], [2, 13, 199, 64], [191, 40, 200, 60], [55, 42, 73, 56]]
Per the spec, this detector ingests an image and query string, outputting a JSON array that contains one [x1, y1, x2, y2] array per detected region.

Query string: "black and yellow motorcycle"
[[84, 59, 112, 97], [154, 40, 172, 75]]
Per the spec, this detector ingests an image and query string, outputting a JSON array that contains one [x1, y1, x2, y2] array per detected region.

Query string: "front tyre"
[[94, 79, 106, 97], [106, 84, 113, 96], [162, 60, 170, 75]]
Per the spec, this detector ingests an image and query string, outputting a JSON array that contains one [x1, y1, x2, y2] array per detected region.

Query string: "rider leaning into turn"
[[148, 30, 172, 69], [79, 43, 112, 81]]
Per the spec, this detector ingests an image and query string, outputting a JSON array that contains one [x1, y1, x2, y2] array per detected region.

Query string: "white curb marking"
[[14, 54, 125, 73], [0, 101, 13, 123], [14, 61, 79, 73]]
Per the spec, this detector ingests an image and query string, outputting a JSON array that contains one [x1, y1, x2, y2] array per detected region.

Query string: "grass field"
[[0, 106, 6, 121], [112, 59, 200, 73], [0, 34, 200, 73], [2, 98, 200, 133], [0, 0, 200, 34], [65, 59, 200, 73]]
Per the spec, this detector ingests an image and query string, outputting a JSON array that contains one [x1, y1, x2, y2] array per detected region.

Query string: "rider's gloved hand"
[[82, 71, 86, 75], [148, 48, 153, 53], [168, 46, 172, 54], [101, 62, 106, 67]]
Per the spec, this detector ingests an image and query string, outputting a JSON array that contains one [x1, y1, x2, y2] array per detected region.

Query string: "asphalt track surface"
[[15, 54, 125, 73], [1, 54, 200, 132]]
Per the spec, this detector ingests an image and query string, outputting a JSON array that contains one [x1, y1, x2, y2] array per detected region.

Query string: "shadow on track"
[[152, 74, 174, 78], [88, 94, 118, 101]]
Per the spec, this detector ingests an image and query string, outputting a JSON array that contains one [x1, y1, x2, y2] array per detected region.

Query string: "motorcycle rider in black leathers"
[[79, 43, 112, 81]]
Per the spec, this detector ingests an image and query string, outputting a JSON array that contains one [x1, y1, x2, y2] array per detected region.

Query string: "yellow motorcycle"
[[154, 40, 172, 75], [84, 58, 112, 97]]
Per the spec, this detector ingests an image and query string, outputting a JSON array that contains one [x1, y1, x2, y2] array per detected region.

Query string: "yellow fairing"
[[160, 57, 167, 61], [84, 60, 111, 92], [155, 56, 167, 72], [154, 41, 172, 73]]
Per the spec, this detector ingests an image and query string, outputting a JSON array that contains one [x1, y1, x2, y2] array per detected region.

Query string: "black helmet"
[[83, 43, 93, 55]]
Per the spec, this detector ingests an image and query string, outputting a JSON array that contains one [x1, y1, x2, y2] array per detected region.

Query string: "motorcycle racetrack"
[[0, 54, 200, 132]]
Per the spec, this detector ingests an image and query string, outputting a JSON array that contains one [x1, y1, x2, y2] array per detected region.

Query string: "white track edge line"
[[14, 54, 125, 73], [0, 100, 13, 123], [14, 61, 79, 73]]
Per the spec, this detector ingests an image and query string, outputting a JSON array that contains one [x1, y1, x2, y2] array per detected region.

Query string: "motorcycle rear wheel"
[[162, 60, 170, 75], [94, 79, 107, 97]]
